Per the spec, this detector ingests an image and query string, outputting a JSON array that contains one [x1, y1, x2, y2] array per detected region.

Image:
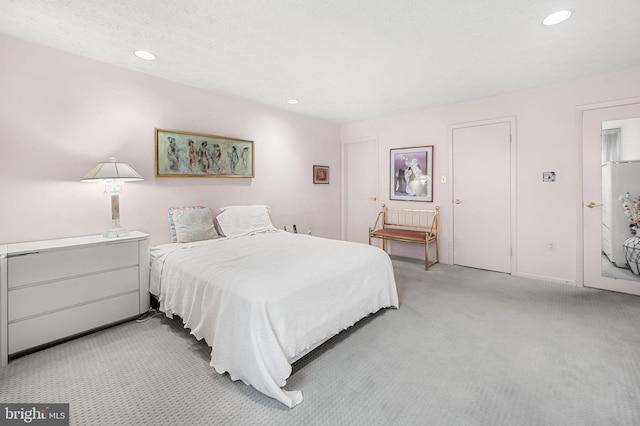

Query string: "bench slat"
[[371, 228, 432, 242]]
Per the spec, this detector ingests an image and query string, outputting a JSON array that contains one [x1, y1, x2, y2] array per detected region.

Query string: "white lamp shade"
[[81, 157, 143, 182]]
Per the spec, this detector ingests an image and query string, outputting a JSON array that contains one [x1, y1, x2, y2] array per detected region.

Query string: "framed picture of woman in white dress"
[[390, 146, 433, 202]]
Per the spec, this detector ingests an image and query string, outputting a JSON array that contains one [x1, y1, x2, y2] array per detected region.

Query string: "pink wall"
[[0, 34, 341, 246], [341, 67, 640, 284]]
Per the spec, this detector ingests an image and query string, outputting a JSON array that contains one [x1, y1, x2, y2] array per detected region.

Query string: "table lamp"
[[81, 157, 143, 237]]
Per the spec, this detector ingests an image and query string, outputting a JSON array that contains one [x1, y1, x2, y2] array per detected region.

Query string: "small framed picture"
[[313, 165, 330, 184]]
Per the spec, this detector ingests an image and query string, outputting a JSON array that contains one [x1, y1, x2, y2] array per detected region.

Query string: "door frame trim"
[[577, 96, 640, 287], [448, 116, 517, 274], [340, 137, 379, 241]]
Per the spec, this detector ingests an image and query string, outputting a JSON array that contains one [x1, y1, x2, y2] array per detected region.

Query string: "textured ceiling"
[[1, 0, 639, 123]]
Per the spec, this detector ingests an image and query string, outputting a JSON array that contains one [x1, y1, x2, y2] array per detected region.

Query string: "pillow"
[[216, 205, 276, 238], [171, 208, 218, 243], [167, 206, 204, 242], [219, 204, 271, 212]]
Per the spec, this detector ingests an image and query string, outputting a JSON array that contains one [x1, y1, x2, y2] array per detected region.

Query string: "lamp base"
[[104, 227, 130, 238]]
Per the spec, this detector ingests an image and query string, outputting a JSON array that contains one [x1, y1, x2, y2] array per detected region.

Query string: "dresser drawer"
[[8, 241, 139, 288], [8, 266, 139, 322], [8, 292, 139, 354]]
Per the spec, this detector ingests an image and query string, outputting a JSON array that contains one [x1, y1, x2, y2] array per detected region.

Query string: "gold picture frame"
[[155, 128, 254, 178]]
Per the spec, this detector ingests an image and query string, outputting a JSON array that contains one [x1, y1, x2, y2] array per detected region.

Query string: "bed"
[[149, 205, 399, 407]]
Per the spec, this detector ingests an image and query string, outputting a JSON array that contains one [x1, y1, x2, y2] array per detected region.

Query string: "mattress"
[[150, 231, 398, 407]]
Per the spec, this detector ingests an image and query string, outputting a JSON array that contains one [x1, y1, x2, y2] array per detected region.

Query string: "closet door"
[[343, 138, 378, 244], [451, 119, 513, 273]]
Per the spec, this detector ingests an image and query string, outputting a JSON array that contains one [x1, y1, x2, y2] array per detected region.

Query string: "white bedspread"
[[150, 231, 398, 407]]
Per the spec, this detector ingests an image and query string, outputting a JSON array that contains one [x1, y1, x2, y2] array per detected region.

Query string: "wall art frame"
[[313, 165, 330, 184], [390, 146, 433, 201], [155, 128, 254, 178]]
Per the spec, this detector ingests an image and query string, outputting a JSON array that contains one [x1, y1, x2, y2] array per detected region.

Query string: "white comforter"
[[150, 231, 398, 407]]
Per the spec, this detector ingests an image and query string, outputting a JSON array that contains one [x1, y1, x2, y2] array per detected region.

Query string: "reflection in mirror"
[[601, 118, 640, 281]]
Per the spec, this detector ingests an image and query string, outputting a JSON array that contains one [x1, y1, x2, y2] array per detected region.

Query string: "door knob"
[[586, 201, 603, 208], [455, 199, 463, 204]]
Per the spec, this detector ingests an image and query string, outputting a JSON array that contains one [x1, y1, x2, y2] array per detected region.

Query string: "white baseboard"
[[514, 272, 578, 287]]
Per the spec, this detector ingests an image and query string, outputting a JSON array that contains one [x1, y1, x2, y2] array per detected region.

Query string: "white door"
[[452, 121, 512, 273], [343, 139, 378, 244], [582, 101, 640, 295]]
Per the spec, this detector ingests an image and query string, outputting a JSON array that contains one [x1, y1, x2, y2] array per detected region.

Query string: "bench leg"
[[424, 242, 429, 271], [424, 239, 439, 271], [369, 236, 386, 252]]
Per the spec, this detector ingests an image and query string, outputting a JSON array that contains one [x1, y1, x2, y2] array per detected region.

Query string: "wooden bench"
[[368, 205, 440, 270]]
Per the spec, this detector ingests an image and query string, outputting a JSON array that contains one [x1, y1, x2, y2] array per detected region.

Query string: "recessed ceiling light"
[[134, 50, 156, 60], [287, 99, 299, 105], [543, 10, 572, 26]]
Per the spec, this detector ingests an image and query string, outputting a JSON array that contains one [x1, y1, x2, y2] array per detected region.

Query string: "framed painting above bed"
[[390, 146, 433, 202], [155, 128, 254, 178]]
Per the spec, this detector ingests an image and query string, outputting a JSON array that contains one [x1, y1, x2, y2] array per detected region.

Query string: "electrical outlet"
[[547, 242, 556, 252]]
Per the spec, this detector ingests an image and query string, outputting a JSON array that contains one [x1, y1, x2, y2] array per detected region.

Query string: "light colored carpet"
[[2, 258, 640, 425], [601, 253, 640, 281]]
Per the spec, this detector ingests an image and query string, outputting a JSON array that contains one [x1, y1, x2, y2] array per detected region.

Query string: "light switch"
[[441, 175, 446, 184]]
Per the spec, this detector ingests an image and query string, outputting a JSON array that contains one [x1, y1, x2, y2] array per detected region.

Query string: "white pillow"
[[216, 205, 276, 238], [171, 208, 218, 243], [220, 204, 271, 213]]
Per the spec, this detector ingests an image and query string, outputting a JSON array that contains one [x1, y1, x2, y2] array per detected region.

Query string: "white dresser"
[[0, 232, 149, 366]]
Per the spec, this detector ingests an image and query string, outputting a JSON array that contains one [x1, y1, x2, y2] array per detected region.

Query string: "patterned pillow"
[[167, 206, 205, 242], [171, 208, 218, 243]]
